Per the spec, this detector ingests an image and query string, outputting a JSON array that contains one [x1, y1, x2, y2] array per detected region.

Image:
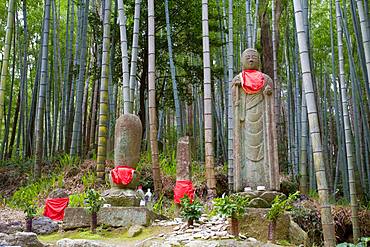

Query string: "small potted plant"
[[213, 194, 250, 236], [180, 195, 203, 226], [18, 190, 37, 232], [84, 189, 104, 233], [267, 191, 299, 243], [24, 202, 37, 232]]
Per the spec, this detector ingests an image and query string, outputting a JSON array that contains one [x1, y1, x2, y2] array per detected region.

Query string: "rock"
[[128, 225, 143, 237], [240, 208, 290, 242], [259, 191, 286, 204], [247, 237, 258, 242], [0, 232, 44, 247], [249, 198, 270, 208], [0, 221, 23, 234], [48, 188, 69, 198], [32, 216, 59, 235], [57, 238, 113, 247], [63, 207, 158, 229], [289, 219, 308, 246]]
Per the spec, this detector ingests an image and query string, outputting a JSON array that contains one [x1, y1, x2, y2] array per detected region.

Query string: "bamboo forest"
[[0, 0, 369, 246]]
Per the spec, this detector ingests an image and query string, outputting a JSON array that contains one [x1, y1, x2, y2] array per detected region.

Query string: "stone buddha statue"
[[232, 48, 279, 192]]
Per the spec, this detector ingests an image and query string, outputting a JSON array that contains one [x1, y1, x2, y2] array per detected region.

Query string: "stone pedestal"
[[102, 188, 140, 207], [63, 207, 162, 230]]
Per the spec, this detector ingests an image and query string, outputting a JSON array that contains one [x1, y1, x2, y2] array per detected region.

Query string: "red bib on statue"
[[174, 180, 195, 204], [241, 70, 265, 94], [111, 166, 135, 185], [43, 198, 69, 221]]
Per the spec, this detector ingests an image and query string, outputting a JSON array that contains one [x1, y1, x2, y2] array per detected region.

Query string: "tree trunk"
[[356, 0, 370, 88], [293, 1, 336, 246], [148, 0, 162, 195], [117, 0, 130, 114], [227, 0, 234, 192], [202, 0, 216, 197], [96, 0, 111, 182], [0, 0, 15, 124], [34, 0, 51, 178], [71, 0, 90, 156], [129, 0, 142, 112], [165, 0, 182, 138], [335, 0, 360, 242]]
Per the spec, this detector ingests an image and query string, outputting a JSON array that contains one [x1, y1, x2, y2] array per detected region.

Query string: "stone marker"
[[104, 114, 143, 206], [232, 48, 279, 191], [176, 136, 192, 181], [114, 114, 142, 170]]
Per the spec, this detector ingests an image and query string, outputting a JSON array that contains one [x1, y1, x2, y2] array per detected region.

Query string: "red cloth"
[[241, 69, 265, 94], [43, 198, 69, 221], [111, 166, 135, 185], [174, 180, 195, 204]]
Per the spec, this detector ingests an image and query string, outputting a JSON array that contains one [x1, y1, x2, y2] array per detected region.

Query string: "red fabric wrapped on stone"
[[43, 198, 69, 221], [241, 69, 265, 94], [111, 166, 135, 185], [174, 180, 195, 204]]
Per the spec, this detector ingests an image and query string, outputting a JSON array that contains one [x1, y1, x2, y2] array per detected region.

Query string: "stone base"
[[63, 207, 160, 230], [240, 208, 290, 242], [102, 188, 140, 207], [236, 190, 286, 208]]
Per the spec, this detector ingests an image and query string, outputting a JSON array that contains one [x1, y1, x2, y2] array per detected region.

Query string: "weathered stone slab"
[[289, 218, 308, 246], [102, 188, 140, 207], [63, 207, 158, 230], [176, 136, 191, 181], [239, 208, 290, 242]]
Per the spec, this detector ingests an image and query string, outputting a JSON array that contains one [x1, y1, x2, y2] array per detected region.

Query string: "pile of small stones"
[[152, 215, 257, 246]]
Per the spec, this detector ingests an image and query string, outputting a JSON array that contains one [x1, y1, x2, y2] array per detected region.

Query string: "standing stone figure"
[[232, 48, 279, 192], [103, 114, 143, 206]]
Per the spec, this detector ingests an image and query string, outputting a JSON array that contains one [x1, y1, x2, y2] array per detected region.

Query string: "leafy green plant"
[[267, 191, 300, 243], [213, 194, 250, 236], [267, 191, 300, 221], [84, 189, 104, 234], [69, 193, 86, 207], [82, 172, 96, 190], [213, 194, 250, 219], [180, 195, 203, 225], [84, 189, 104, 214]]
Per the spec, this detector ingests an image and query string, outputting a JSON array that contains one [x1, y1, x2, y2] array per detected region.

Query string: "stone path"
[[144, 215, 281, 247]]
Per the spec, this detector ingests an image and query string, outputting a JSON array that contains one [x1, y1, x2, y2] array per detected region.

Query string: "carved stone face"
[[241, 48, 260, 70]]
